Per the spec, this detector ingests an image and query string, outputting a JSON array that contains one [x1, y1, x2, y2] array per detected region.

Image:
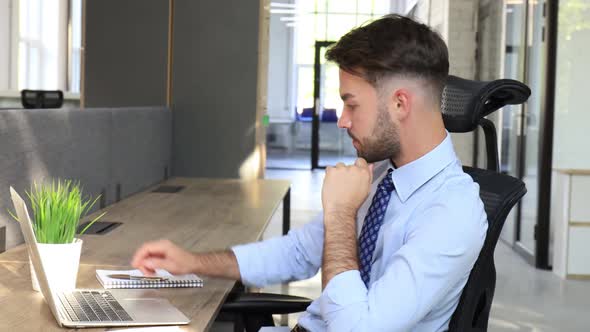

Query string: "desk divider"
[[0, 107, 172, 250]]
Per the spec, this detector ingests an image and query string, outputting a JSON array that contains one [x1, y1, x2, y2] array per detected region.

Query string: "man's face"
[[337, 69, 401, 163]]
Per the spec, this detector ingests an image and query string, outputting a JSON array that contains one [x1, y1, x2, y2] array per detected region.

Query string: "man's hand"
[[132, 239, 198, 276], [321, 158, 373, 288], [131, 239, 241, 279], [322, 158, 374, 218]]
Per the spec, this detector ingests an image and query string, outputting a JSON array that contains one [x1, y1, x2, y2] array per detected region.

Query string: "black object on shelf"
[[20, 90, 64, 109]]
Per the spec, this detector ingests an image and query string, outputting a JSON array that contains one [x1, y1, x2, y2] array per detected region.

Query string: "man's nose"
[[337, 110, 351, 129]]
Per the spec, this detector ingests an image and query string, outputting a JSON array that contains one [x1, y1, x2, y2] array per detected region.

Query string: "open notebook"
[[96, 269, 203, 289]]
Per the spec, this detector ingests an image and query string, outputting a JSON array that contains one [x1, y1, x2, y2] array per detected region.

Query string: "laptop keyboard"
[[59, 290, 133, 322]]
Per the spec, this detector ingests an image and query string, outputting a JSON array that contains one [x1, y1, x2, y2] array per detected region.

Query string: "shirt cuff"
[[231, 243, 264, 287], [320, 270, 368, 328]]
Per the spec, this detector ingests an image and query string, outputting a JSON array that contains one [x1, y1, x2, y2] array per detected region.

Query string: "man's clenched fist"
[[322, 158, 374, 221]]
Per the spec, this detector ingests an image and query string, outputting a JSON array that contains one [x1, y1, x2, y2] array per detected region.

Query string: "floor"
[[266, 148, 357, 170], [213, 168, 590, 331]]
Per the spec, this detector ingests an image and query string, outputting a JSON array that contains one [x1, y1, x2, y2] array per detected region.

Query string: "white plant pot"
[[29, 238, 83, 292]]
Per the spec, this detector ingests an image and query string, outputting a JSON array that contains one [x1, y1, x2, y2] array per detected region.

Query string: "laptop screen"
[[10, 187, 62, 323]]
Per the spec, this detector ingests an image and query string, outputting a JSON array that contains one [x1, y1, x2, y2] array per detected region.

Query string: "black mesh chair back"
[[444, 75, 530, 332], [441, 76, 530, 172], [21, 90, 64, 109]]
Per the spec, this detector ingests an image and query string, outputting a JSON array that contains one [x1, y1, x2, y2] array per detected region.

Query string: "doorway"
[[311, 41, 356, 169], [499, 0, 555, 269]]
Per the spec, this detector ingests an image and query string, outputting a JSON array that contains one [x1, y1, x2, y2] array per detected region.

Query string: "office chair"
[[220, 75, 530, 332], [443, 75, 529, 331], [320, 108, 338, 122], [296, 107, 314, 122], [20, 90, 64, 109]]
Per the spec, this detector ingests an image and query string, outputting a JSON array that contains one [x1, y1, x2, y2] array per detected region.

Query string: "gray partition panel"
[[171, 1, 260, 178], [84, 0, 169, 107], [0, 109, 111, 249], [109, 107, 171, 202], [0, 107, 172, 250]]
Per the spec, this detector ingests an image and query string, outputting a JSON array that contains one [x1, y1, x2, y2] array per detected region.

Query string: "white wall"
[[0, 0, 11, 91], [553, 12, 590, 170], [412, 0, 449, 41], [413, 0, 477, 167], [477, 0, 504, 81], [448, 0, 477, 79], [476, 0, 505, 170], [390, 0, 418, 15], [448, 0, 478, 167]]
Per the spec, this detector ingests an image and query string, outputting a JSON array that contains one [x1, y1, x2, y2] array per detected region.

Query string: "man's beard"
[[349, 100, 401, 163]]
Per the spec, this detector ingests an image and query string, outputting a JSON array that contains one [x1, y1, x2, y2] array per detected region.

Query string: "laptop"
[[10, 187, 191, 328]]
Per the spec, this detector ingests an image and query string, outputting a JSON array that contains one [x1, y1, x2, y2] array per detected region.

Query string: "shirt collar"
[[372, 132, 457, 203]]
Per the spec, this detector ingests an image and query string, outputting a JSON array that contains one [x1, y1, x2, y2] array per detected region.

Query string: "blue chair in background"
[[321, 108, 338, 122], [296, 108, 314, 122]]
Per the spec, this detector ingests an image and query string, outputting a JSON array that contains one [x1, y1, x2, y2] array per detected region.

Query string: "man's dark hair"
[[325, 14, 449, 103]]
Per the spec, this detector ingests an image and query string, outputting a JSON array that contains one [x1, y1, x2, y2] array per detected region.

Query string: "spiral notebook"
[[95, 269, 203, 289]]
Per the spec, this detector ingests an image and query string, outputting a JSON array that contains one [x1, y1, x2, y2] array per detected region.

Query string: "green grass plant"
[[10, 180, 106, 244]]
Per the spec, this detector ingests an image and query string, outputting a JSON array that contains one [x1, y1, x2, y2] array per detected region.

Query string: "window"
[[1, 0, 82, 93], [18, 0, 45, 90], [292, 0, 392, 116], [68, 0, 82, 93]]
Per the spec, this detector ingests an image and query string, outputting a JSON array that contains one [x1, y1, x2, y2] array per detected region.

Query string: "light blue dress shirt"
[[232, 134, 488, 332]]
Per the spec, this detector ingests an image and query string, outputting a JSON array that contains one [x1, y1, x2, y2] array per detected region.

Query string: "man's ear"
[[392, 88, 412, 121]]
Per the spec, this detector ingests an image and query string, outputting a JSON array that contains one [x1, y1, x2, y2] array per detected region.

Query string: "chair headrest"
[[441, 75, 531, 133]]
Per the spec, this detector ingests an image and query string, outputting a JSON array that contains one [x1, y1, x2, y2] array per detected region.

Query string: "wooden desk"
[[0, 177, 291, 331]]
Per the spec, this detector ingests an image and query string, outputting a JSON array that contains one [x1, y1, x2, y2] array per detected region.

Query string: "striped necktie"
[[358, 168, 395, 287]]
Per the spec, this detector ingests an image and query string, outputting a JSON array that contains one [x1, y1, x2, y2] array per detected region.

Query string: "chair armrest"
[[221, 292, 313, 315]]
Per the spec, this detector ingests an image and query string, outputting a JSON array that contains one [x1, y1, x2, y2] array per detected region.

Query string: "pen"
[[107, 274, 168, 281]]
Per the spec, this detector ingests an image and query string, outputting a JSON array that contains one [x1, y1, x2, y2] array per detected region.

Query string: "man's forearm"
[[192, 250, 241, 280], [322, 211, 359, 289]]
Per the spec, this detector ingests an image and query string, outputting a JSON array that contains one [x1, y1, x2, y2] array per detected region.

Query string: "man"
[[132, 14, 487, 331]]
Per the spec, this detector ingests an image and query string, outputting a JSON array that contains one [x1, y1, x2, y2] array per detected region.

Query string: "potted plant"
[[11, 179, 105, 291]]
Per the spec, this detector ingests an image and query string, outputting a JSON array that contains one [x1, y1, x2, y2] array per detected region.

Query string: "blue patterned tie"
[[358, 168, 395, 287]]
